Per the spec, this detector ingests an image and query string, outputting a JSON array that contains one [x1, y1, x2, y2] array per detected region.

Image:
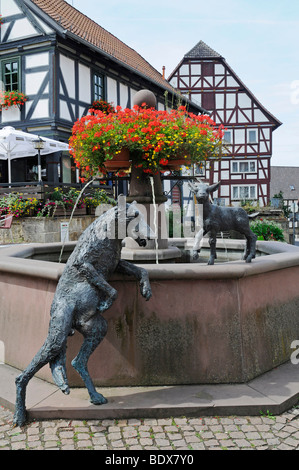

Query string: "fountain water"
[[59, 178, 96, 263], [149, 176, 159, 264]]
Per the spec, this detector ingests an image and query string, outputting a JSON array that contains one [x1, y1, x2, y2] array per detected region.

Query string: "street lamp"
[[32, 137, 45, 182]]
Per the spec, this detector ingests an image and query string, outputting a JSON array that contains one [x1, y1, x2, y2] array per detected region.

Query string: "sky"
[[66, 0, 299, 167]]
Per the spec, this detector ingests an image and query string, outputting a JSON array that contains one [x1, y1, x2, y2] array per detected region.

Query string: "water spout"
[[220, 232, 229, 262], [59, 178, 95, 263], [149, 176, 159, 264]]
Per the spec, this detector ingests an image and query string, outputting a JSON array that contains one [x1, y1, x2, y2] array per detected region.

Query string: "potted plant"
[[0, 90, 28, 110], [0, 16, 3, 27], [69, 104, 225, 179]]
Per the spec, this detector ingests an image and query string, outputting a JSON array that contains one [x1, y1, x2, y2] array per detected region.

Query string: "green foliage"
[[0, 193, 42, 218], [250, 219, 285, 242], [0, 187, 114, 218], [241, 199, 261, 214], [84, 188, 116, 208]]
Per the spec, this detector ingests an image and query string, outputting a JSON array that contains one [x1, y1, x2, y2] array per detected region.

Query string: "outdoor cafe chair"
[[0, 214, 14, 243]]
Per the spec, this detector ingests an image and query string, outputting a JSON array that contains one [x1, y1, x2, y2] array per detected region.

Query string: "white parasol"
[[0, 126, 69, 183]]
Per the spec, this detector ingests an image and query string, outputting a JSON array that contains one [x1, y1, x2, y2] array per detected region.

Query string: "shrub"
[[250, 219, 285, 242]]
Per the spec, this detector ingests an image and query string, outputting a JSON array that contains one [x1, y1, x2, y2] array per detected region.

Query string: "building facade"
[[0, 0, 202, 185], [168, 41, 282, 207]]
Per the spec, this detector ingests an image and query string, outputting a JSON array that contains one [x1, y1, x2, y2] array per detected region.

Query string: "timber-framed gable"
[[169, 41, 282, 207]]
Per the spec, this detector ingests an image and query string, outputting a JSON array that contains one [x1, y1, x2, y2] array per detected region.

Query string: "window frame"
[[248, 129, 257, 144], [231, 160, 256, 174], [0, 56, 21, 92], [232, 184, 257, 200], [93, 72, 105, 101], [223, 130, 232, 144]]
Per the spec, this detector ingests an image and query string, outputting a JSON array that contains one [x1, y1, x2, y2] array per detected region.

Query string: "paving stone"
[[220, 439, 236, 448], [189, 442, 205, 450], [140, 437, 154, 446], [234, 439, 252, 448], [168, 433, 184, 441], [245, 432, 262, 440], [155, 437, 170, 447], [2, 403, 299, 450], [205, 439, 220, 447]]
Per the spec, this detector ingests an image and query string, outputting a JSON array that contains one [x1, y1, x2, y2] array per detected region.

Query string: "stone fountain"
[[1, 90, 299, 423]]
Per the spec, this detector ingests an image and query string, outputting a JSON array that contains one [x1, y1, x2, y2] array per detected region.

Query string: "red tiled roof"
[[28, 0, 173, 91]]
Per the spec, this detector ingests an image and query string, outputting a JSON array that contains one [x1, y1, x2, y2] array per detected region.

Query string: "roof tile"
[[29, 0, 173, 90]]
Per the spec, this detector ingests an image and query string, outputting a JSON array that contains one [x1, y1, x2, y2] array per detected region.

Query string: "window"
[[232, 185, 256, 200], [231, 160, 256, 173], [248, 130, 257, 144], [1, 58, 20, 91], [223, 131, 232, 144], [94, 73, 104, 100], [195, 163, 205, 176]]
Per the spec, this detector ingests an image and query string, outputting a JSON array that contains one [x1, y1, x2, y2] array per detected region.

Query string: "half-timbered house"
[[0, 0, 202, 185], [168, 41, 282, 207]]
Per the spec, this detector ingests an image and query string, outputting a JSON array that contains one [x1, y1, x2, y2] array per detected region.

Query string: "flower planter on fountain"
[[69, 90, 224, 262], [103, 148, 131, 171]]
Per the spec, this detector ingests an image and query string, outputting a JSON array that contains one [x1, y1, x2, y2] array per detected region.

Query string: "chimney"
[[162, 66, 165, 79]]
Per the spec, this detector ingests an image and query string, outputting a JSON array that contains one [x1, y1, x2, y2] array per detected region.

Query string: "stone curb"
[[1, 361, 299, 423]]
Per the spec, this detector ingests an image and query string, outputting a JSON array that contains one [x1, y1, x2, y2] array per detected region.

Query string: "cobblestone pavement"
[[1, 405, 299, 450]]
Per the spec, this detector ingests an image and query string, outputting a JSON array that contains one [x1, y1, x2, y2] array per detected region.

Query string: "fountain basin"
[[1, 240, 299, 387]]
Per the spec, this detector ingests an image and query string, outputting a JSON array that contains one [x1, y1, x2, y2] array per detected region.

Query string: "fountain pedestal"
[[122, 166, 181, 263]]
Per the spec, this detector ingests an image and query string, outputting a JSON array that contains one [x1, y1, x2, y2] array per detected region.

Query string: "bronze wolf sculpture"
[[189, 181, 257, 265], [13, 200, 154, 427]]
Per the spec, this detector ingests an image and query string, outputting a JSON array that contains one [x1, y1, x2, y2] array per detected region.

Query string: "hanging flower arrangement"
[[0, 90, 28, 110], [0, 16, 4, 27], [90, 99, 115, 114], [69, 104, 225, 179]]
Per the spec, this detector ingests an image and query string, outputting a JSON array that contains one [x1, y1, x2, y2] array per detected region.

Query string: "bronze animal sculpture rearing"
[[189, 181, 257, 265], [13, 200, 154, 427]]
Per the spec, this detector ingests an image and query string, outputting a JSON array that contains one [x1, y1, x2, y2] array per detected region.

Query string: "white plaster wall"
[[107, 77, 118, 107], [238, 93, 252, 108], [7, 18, 37, 41], [60, 101, 74, 122], [215, 64, 225, 75], [216, 94, 224, 108], [78, 63, 91, 104], [59, 55, 75, 99], [26, 52, 49, 69], [254, 109, 267, 122], [119, 83, 128, 108], [1, 0, 21, 16], [29, 99, 49, 120], [220, 185, 230, 197], [234, 129, 244, 144], [25, 71, 48, 96]]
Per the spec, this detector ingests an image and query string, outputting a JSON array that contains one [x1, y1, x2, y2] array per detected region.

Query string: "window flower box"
[[0, 90, 28, 110]]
